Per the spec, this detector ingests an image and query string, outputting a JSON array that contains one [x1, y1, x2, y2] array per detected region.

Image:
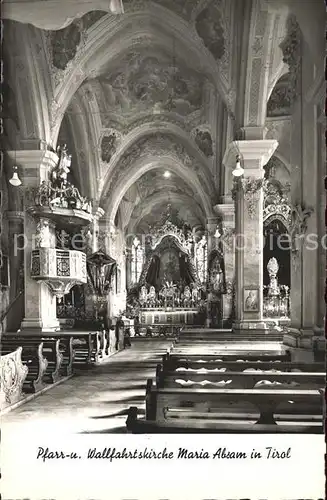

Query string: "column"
[[214, 203, 235, 327], [91, 207, 105, 253], [206, 216, 220, 327], [7, 150, 60, 332], [223, 139, 278, 333], [206, 217, 219, 254], [6, 211, 25, 331]]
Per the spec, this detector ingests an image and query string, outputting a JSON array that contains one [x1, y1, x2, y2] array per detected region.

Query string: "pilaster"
[[8, 150, 61, 332], [223, 139, 278, 332], [214, 203, 235, 326]]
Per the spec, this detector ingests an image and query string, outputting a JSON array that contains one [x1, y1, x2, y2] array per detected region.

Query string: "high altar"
[[126, 206, 226, 331]]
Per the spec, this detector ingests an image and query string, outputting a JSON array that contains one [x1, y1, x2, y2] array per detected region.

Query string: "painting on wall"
[[243, 286, 259, 312]]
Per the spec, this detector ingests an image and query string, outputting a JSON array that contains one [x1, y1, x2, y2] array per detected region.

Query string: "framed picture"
[[243, 286, 259, 312]]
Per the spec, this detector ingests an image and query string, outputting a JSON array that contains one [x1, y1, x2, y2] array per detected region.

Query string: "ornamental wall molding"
[[290, 203, 313, 253], [263, 178, 291, 227], [102, 110, 206, 136], [241, 177, 265, 219]]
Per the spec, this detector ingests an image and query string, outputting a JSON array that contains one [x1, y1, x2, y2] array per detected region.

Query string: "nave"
[[2, 332, 324, 435]]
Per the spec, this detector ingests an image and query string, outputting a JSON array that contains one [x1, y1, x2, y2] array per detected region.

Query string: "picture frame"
[[243, 286, 259, 312]]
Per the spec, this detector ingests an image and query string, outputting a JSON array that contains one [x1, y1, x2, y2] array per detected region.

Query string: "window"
[[131, 237, 144, 284]]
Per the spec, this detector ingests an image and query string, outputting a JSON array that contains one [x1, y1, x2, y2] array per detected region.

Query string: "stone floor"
[[1, 339, 172, 436]]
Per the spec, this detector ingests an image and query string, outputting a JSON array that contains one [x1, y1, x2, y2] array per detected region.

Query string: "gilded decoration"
[[241, 177, 264, 219], [32, 145, 92, 214], [263, 179, 291, 228]]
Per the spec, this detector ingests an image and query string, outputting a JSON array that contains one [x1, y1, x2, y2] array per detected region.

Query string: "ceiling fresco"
[[94, 52, 205, 119]]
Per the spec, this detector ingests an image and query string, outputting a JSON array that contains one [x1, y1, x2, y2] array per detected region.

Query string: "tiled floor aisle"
[[1, 339, 172, 435]]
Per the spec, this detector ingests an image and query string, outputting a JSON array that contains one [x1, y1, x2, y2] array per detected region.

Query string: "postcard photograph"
[[0, 0, 326, 498]]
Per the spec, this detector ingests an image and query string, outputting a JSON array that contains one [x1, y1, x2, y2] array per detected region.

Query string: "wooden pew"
[[163, 351, 292, 368], [145, 378, 323, 427], [155, 364, 326, 390], [72, 332, 100, 366], [40, 338, 63, 384], [58, 337, 74, 376], [3, 336, 64, 384], [1, 339, 48, 393], [162, 356, 324, 372], [126, 406, 322, 434]]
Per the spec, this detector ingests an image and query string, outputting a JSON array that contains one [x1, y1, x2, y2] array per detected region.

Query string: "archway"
[[263, 218, 291, 320]]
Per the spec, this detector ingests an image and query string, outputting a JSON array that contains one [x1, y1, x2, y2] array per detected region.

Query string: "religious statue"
[[139, 286, 147, 306], [52, 144, 72, 190], [148, 286, 156, 307], [183, 285, 191, 307], [209, 255, 224, 293]]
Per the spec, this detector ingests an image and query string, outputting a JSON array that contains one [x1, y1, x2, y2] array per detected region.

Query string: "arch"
[[51, 5, 230, 143], [99, 123, 216, 203], [240, 4, 289, 129], [127, 191, 205, 234], [102, 154, 214, 227], [63, 92, 101, 199]]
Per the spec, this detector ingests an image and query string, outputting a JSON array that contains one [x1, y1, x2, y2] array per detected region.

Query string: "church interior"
[[0, 0, 326, 434]]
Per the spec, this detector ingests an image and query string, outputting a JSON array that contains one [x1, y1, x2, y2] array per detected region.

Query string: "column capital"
[[206, 217, 219, 233], [213, 203, 235, 220], [223, 139, 278, 170], [5, 210, 25, 223]]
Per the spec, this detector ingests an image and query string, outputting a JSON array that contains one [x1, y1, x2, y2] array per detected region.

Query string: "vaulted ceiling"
[[3, 0, 324, 233]]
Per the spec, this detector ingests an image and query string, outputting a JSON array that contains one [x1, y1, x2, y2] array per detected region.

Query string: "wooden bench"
[[162, 357, 324, 373], [145, 378, 323, 427], [72, 332, 100, 366], [126, 406, 322, 434], [156, 364, 326, 390], [163, 351, 292, 368], [58, 336, 74, 376], [1, 339, 48, 393], [3, 336, 65, 384]]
